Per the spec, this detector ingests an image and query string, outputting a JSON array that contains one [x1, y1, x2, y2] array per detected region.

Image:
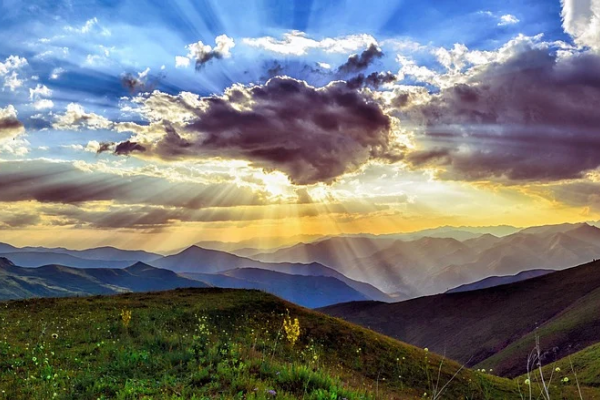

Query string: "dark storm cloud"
[[337, 44, 384, 75], [0, 160, 266, 209], [0, 108, 24, 140], [120, 71, 162, 94], [96, 142, 113, 153], [114, 140, 146, 155], [124, 77, 404, 185], [346, 71, 397, 89], [405, 48, 600, 182]]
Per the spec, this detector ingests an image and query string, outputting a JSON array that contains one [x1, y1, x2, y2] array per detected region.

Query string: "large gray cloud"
[[404, 48, 600, 182], [116, 77, 404, 185]]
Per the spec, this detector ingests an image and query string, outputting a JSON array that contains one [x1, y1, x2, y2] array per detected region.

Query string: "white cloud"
[[52, 103, 113, 131], [498, 14, 520, 26], [29, 84, 52, 100], [175, 56, 191, 68], [0, 55, 28, 92], [478, 10, 520, 27], [50, 67, 65, 80], [561, 0, 600, 51], [32, 99, 54, 110], [242, 30, 377, 55], [66, 17, 111, 36]]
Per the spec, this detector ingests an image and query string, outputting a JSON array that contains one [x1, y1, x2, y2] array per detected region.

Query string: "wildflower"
[[424, 348, 429, 352], [266, 389, 277, 396], [562, 377, 570, 383], [283, 315, 300, 345], [121, 309, 132, 328], [51, 333, 58, 339], [555, 367, 561, 372], [524, 379, 531, 385], [32, 357, 37, 362]]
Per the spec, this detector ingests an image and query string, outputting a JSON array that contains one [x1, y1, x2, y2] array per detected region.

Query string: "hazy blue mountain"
[[0, 258, 208, 300], [0, 243, 160, 262], [185, 268, 369, 308], [151, 246, 393, 301]]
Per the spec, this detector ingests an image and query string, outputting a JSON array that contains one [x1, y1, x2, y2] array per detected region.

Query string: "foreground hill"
[[1, 288, 592, 399], [321, 259, 600, 378]]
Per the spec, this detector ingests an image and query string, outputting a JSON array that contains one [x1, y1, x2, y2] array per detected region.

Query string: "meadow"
[[0, 288, 596, 399]]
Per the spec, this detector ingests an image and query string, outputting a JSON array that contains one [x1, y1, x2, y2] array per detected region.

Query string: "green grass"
[[477, 285, 600, 378], [528, 342, 600, 389], [0, 288, 596, 399]]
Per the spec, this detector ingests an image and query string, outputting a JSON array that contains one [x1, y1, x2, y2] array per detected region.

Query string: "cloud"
[[175, 56, 190, 68], [346, 71, 397, 89], [562, 0, 600, 51], [498, 14, 520, 26], [65, 17, 111, 36], [114, 140, 146, 155], [114, 77, 405, 185], [337, 44, 384, 74], [0, 105, 25, 141], [0, 55, 28, 91], [52, 103, 113, 131], [242, 30, 377, 56], [177, 35, 235, 70], [0, 212, 41, 229], [120, 67, 162, 94], [32, 99, 54, 110], [0, 160, 267, 209], [404, 47, 600, 183]]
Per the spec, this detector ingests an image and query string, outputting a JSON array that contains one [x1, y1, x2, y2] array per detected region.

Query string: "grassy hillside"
[[534, 342, 600, 388], [1, 288, 587, 399], [321, 260, 600, 378], [478, 282, 600, 377]]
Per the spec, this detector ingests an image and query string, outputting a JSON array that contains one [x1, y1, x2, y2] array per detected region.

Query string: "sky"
[[0, 0, 599, 251]]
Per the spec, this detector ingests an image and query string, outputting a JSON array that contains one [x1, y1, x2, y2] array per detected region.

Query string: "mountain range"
[[250, 222, 600, 295], [0, 256, 376, 308]]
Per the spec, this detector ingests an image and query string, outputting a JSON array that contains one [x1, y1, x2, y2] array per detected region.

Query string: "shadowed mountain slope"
[[321, 259, 600, 377]]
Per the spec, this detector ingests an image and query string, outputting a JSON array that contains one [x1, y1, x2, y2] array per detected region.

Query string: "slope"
[[321, 260, 600, 377]]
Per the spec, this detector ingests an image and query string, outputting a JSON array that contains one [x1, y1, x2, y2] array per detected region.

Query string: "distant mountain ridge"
[[150, 245, 393, 302], [0, 257, 376, 308], [248, 222, 600, 296], [446, 269, 554, 293], [0, 259, 209, 299]]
